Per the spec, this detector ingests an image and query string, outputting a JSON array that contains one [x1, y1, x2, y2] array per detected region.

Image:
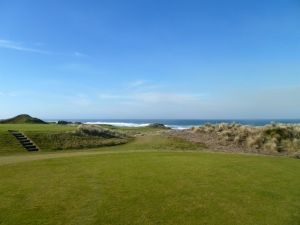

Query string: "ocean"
[[48, 119, 300, 129]]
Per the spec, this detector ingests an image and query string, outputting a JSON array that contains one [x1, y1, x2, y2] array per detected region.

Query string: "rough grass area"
[[124, 134, 206, 151], [26, 125, 129, 151], [188, 123, 300, 156], [0, 124, 77, 154], [27, 132, 128, 150], [98, 124, 169, 135], [0, 150, 299, 225], [75, 125, 127, 138], [0, 124, 166, 153], [0, 131, 24, 154]]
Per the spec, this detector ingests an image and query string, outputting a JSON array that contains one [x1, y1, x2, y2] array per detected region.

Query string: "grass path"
[[0, 149, 160, 166], [0, 134, 292, 166], [0, 134, 207, 165], [0, 147, 287, 166]]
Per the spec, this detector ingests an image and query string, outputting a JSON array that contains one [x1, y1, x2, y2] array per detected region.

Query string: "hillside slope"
[[0, 114, 47, 124]]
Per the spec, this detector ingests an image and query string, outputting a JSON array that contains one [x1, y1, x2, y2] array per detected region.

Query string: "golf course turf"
[[0, 124, 299, 225]]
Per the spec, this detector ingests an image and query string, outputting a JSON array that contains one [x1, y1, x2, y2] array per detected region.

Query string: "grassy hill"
[[0, 124, 77, 155], [0, 124, 171, 154], [0, 124, 133, 153], [0, 114, 47, 124]]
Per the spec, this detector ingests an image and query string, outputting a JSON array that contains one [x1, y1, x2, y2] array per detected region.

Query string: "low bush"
[[57, 120, 71, 125], [75, 125, 127, 138]]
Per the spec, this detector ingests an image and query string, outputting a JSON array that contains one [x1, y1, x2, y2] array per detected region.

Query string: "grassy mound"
[[0, 124, 77, 154], [0, 114, 47, 124], [0, 124, 173, 154], [27, 125, 129, 151], [191, 123, 300, 155], [75, 125, 127, 138]]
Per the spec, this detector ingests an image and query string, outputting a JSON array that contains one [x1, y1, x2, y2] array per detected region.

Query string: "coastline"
[[45, 119, 300, 130]]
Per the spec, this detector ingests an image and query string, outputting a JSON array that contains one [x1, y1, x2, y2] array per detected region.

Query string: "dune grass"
[[192, 123, 300, 155]]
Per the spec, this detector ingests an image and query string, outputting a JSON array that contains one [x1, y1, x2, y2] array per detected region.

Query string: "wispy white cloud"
[[124, 80, 164, 91], [67, 94, 93, 107], [96, 91, 210, 119], [98, 91, 208, 104], [126, 80, 146, 89], [0, 39, 87, 57], [98, 94, 127, 100], [132, 92, 205, 104], [0, 39, 51, 54], [99, 79, 208, 104]]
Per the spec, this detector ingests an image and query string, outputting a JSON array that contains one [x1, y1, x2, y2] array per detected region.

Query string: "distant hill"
[[0, 114, 47, 124]]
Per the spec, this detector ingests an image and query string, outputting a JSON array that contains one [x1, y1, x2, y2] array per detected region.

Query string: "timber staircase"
[[9, 130, 39, 151]]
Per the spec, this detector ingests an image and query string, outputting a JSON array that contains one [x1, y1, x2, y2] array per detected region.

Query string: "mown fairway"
[[0, 150, 300, 225]]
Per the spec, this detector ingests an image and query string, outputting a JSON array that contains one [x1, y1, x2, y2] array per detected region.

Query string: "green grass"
[[0, 114, 47, 124], [0, 150, 299, 225], [0, 124, 77, 132], [0, 124, 77, 154], [99, 124, 168, 135], [0, 124, 299, 225], [0, 124, 171, 154], [123, 134, 206, 151], [28, 132, 129, 151], [0, 130, 24, 154], [0, 124, 129, 153]]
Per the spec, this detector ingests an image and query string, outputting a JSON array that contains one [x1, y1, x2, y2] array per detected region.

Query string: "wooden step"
[[9, 131, 39, 152], [24, 147, 37, 151], [22, 143, 35, 147], [17, 137, 27, 140]]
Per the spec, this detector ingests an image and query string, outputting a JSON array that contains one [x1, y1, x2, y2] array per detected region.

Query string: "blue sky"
[[0, 0, 300, 119]]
